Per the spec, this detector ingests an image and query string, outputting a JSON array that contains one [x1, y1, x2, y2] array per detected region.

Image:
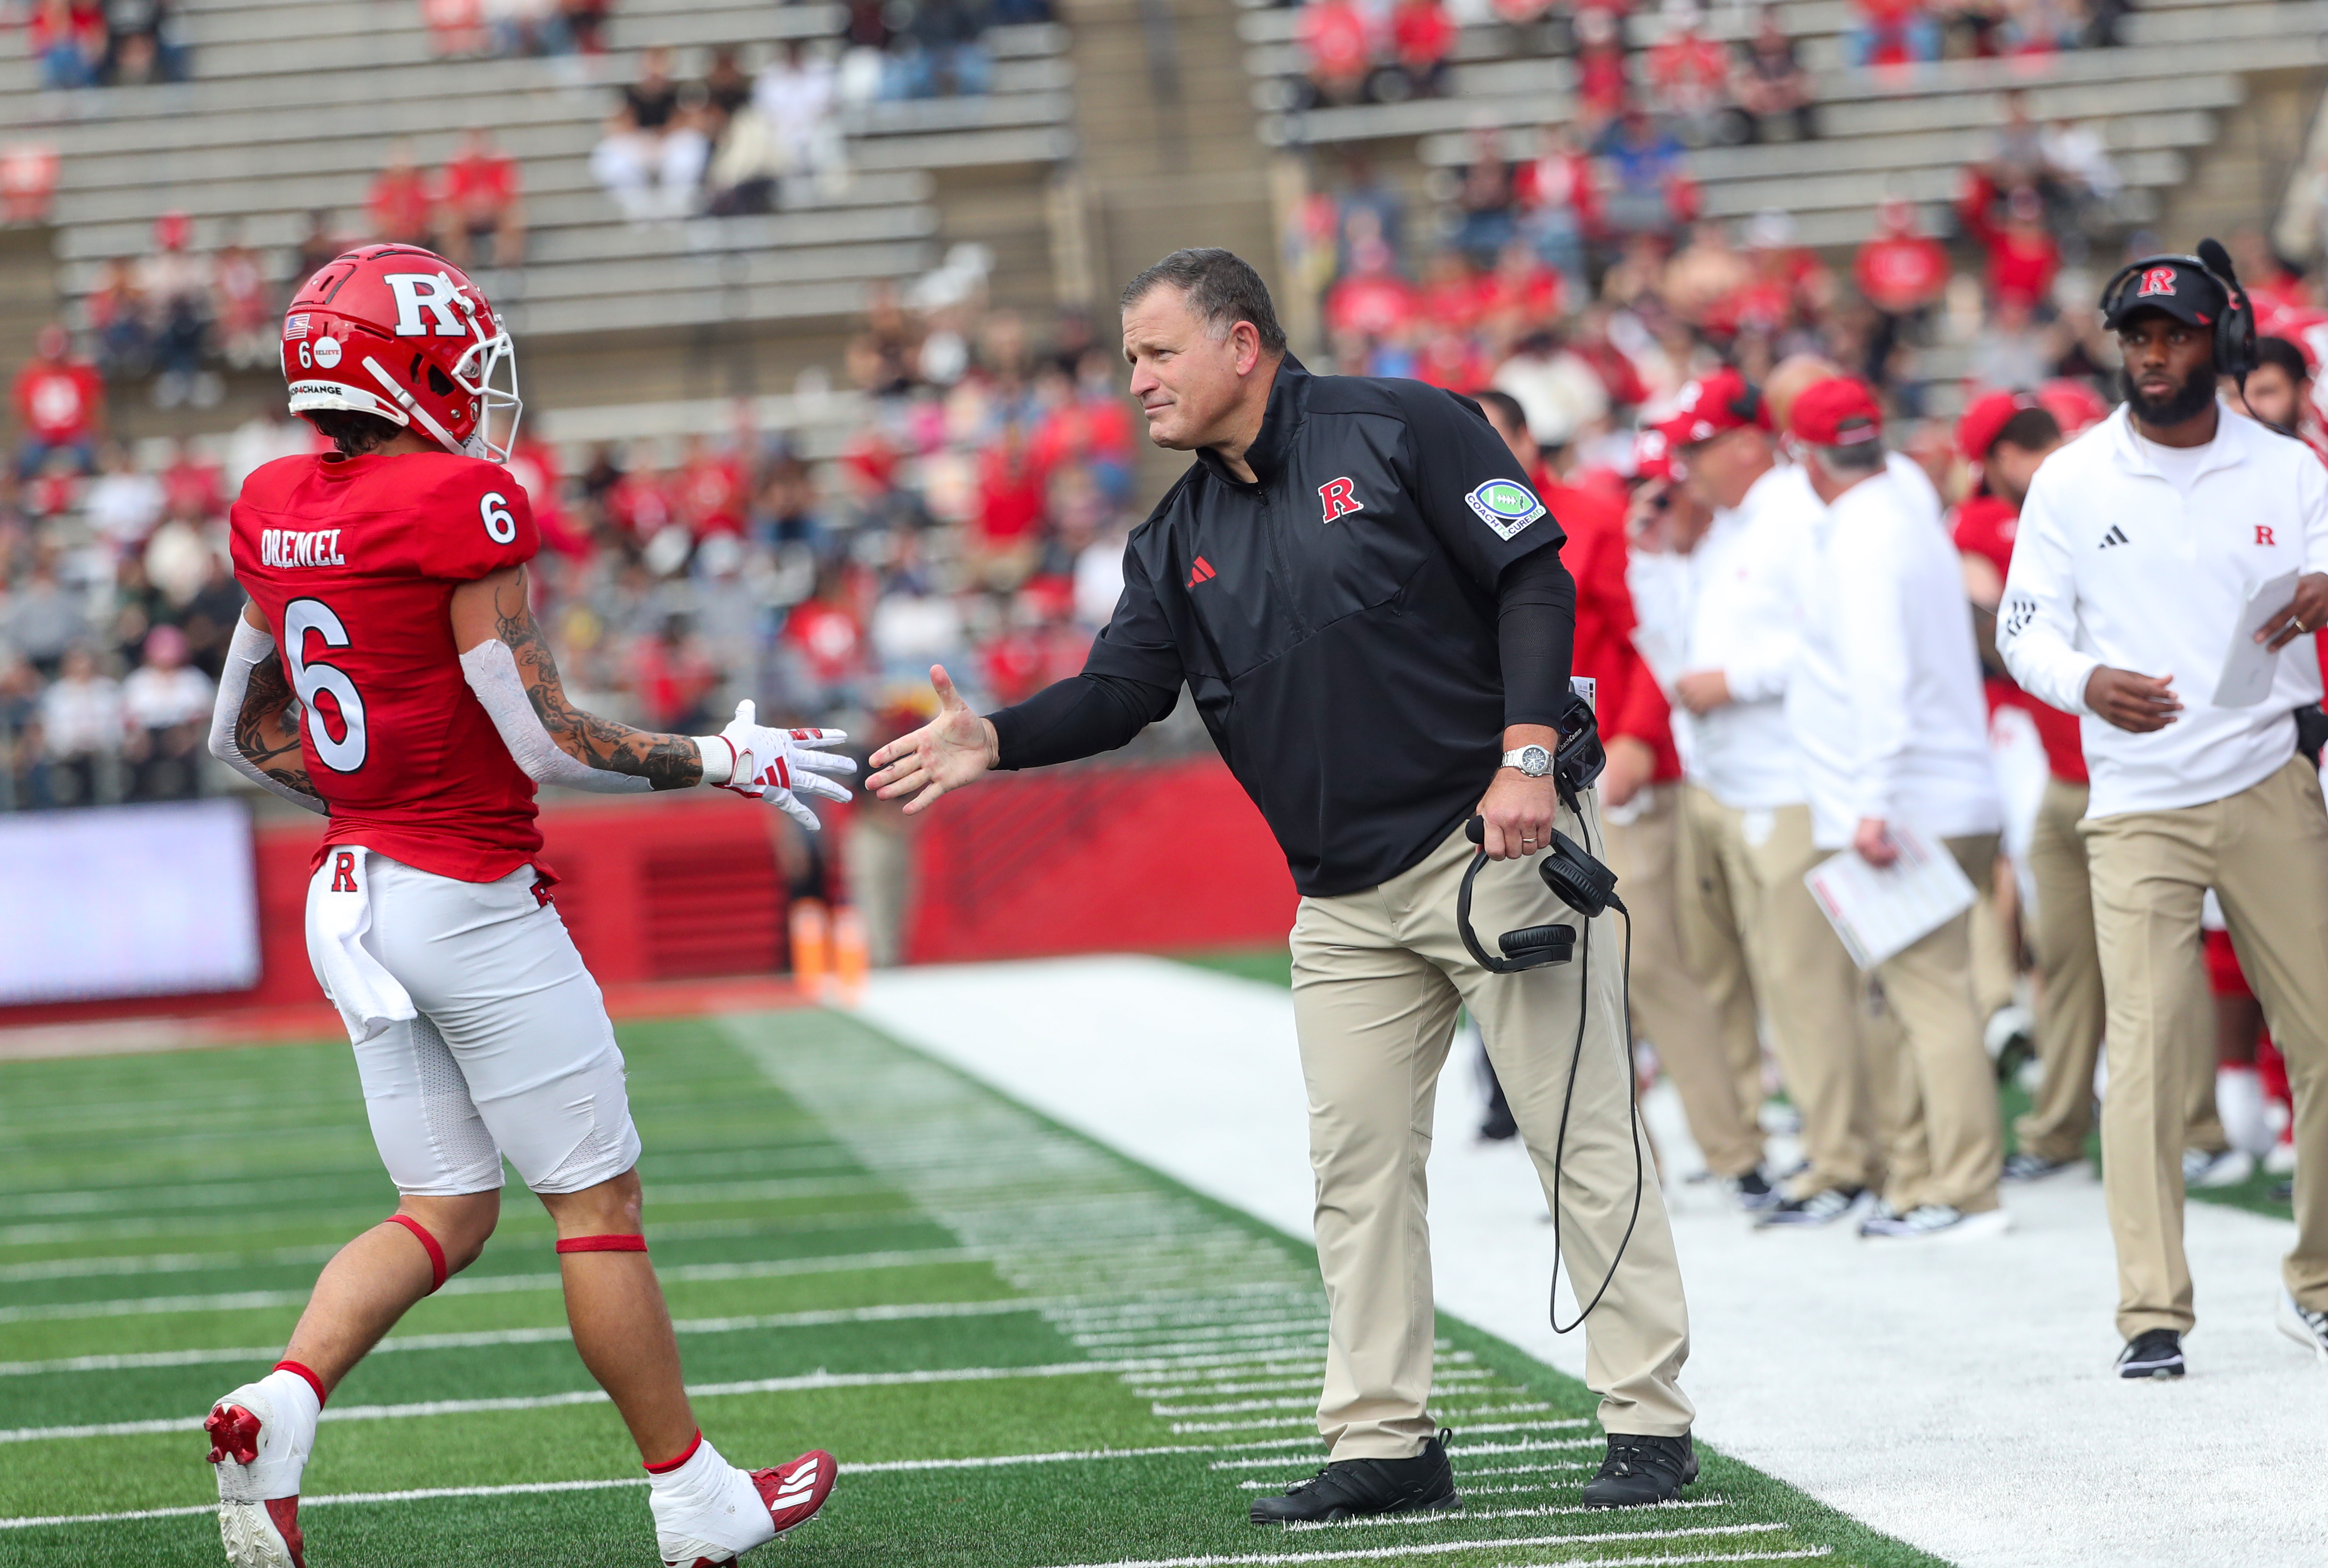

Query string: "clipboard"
[[1803, 827, 1978, 971], [2212, 569, 2301, 709]]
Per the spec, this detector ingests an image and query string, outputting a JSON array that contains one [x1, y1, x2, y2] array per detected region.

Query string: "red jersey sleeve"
[[406, 460, 541, 581]]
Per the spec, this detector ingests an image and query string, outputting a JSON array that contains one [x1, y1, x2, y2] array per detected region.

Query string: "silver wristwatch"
[[1500, 744, 1553, 778]]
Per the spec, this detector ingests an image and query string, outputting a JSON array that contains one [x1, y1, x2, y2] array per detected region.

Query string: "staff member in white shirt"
[[1785, 377, 2009, 1241], [1636, 371, 1883, 1224], [1999, 244, 2328, 1377]]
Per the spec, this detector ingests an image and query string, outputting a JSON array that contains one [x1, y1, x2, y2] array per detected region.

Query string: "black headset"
[[2098, 238, 2257, 381]]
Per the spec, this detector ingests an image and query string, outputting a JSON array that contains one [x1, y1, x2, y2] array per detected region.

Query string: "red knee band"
[[385, 1214, 448, 1293], [556, 1233, 648, 1255], [272, 1359, 328, 1409], [643, 1429, 702, 1475]]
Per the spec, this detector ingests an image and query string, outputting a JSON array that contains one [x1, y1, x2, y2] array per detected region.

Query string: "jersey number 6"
[[284, 598, 368, 773], [481, 490, 517, 545]]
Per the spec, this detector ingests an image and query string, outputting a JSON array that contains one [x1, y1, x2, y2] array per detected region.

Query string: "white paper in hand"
[[1803, 827, 1978, 971], [2212, 569, 2301, 709]]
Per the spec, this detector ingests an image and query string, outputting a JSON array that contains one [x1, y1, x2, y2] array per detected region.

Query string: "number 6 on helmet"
[[281, 243, 522, 463]]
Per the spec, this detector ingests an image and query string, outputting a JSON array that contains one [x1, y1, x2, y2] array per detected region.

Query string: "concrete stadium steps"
[[14, 0, 1077, 351], [51, 170, 938, 260], [1236, 0, 2328, 256]]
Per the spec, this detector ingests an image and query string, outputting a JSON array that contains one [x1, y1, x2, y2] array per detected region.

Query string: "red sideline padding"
[[903, 755, 1297, 965], [0, 794, 787, 1029]]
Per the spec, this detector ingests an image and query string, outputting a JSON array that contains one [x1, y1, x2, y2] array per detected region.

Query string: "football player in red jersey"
[[199, 246, 846, 1568]]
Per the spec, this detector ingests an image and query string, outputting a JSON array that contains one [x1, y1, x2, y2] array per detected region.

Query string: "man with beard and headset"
[[1999, 242, 2328, 1380]]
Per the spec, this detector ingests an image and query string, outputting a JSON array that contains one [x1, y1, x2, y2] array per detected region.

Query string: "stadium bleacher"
[[7, 0, 1077, 359], [1243, 0, 2328, 250]]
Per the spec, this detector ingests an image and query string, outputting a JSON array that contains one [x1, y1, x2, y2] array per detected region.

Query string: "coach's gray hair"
[[1811, 440, 1886, 476], [1120, 249, 1288, 355]]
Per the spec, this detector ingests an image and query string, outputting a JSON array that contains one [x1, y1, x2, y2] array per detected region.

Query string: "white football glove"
[[699, 701, 856, 831]]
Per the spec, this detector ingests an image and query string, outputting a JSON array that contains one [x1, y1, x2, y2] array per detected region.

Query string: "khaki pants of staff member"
[[2013, 778, 2223, 1165], [1861, 834, 2005, 1215], [1292, 800, 1694, 1458], [2081, 754, 2328, 1337], [1602, 782, 1765, 1181], [1678, 787, 1878, 1193]]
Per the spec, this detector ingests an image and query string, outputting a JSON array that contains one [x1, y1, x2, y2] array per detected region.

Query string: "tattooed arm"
[[449, 566, 708, 790], [208, 603, 328, 813]]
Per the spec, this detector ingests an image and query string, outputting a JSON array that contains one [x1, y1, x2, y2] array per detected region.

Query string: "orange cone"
[[789, 899, 830, 1001], [832, 906, 868, 1006]]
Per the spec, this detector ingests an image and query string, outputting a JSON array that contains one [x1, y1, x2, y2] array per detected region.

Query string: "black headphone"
[[2099, 238, 2257, 381]]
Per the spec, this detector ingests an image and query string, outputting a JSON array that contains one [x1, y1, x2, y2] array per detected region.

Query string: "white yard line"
[[0, 1296, 1068, 1379], [0, 1247, 990, 1324], [856, 956, 2328, 1568], [1211, 1438, 1601, 1470], [1032, 1523, 1802, 1568], [6, 1434, 1594, 1531], [0, 1358, 1225, 1445], [1287, 1497, 1731, 1531]]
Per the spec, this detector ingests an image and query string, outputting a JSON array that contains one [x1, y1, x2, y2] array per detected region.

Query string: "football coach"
[[868, 249, 1696, 1519], [1999, 244, 2328, 1378]]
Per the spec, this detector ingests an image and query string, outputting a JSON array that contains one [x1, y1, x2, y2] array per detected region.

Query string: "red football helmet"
[[280, 244, 521, 462]]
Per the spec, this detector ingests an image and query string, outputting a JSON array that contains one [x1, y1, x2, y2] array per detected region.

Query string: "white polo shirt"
[[1627, 462, 1811, 811], [1999, 401, 2328, 818], [1789, 463, 2004, 849]]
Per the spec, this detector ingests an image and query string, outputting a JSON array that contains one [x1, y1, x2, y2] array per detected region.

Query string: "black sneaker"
[[1755, 1185, 1865, 1228], [2002, 1151, 2079, 1183], [1579, 1432, 1698, 1508], [1722, 1168, 1784, 1213], [2116, 1328, 2185, 1380], [1250, 1429, 1460, 1524]]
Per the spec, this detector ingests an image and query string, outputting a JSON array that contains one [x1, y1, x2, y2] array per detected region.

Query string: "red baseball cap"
[[1633, 425, 1680, 483], [1789, 377, 1885, 446], [1656, 367, 1768, 448], [1957, 389, 2039, 463], [2036, 378, 2109, 437]]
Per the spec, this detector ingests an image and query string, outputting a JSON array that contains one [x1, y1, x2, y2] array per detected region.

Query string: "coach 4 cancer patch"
[[1465, 478, 1547, 541]]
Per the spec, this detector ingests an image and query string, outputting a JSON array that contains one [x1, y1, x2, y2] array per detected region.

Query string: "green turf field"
[[0, 1007, 1945, 1567]]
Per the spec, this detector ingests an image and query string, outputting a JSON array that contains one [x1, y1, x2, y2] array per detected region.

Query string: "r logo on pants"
[[331, 852, 360, 893]]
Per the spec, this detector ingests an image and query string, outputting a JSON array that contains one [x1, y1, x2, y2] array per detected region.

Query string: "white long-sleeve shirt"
[[1627, 462, 1811, 810], [1789, 464, 2004, 849], [1999, 401, 2328, 818]]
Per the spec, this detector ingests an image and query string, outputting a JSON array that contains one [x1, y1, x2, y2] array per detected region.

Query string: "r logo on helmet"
[[384, 272, 471, 337], [2136, 266, 2178, 298]]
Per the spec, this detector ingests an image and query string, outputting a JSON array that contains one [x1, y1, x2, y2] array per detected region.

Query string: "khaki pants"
[[2016, 778, 2221, 1164], [1862, 834, 2005, 1215], [1291, 800, 1693, 1457], [1678, 787, 1877, 1192], [2081, 755, 2328, 1336], [2016, 779, 2110, 1163], [1602, 783, 1764, 1179]]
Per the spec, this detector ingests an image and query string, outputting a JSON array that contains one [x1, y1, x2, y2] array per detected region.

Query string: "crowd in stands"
[[590, 6, 1050, 223], [1285, 0, 2128, 129], [1, 245, 1154, 815], [421, 0, 610, 59], [23, 0, 190, 90]]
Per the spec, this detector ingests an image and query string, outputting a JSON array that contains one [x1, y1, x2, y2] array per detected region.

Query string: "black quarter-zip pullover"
[[989, 355, 1575, 897]]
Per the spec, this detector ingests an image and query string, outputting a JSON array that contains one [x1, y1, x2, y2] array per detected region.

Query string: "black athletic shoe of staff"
[[1581, 1431, 1699, 1507], [1250, 1429, 1460, 1524], [2116, 1328, 2185, 1380]]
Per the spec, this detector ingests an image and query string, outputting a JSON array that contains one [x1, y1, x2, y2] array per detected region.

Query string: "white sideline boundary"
[[851, 955, 2328, 1568]]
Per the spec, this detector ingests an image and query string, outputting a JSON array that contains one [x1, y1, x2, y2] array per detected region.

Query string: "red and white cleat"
[[753, 1450, 836, 1539], [657, 1449, 836, 1565], [204, 1384, 311, 1568]]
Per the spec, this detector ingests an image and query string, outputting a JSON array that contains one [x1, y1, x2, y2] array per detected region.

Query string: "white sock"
[[646, 1432, 729, 1504], [649, 1433, 773, 1559], [2218, 1065, 2271, 1156]]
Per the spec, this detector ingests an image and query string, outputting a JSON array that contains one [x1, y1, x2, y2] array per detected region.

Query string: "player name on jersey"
[[259, 528, 349, 569]]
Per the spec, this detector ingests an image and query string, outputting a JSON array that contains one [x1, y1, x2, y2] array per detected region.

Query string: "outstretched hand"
[[866, 665, 1000, 815]]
